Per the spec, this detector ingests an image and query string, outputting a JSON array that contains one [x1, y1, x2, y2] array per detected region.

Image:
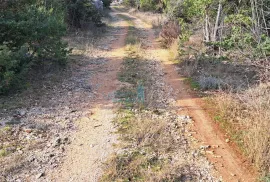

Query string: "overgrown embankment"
[[212, 84, 270, 176], [176, 18, 270, 180], [159, 0, 270, 178]]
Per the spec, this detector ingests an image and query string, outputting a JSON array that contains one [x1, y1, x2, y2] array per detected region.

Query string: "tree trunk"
[[213, 2, 222, 42], [204, 14, 211, 42]]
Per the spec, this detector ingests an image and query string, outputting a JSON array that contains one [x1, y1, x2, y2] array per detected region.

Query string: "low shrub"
[[199, 76, 222, 90], [140, 0, 156, 11], [66, 0, 103, 28], [159, 20, 180, 47]]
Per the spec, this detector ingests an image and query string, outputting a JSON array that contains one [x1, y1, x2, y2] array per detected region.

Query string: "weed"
[[168, 41, 179, 63], [2, 126, 11, 132], [117, 14, 140, 46], [198, 76, 222, 90], [0, 149, 8, 157], [184, 77, 200, 90], [126, 34, 139, 45], [160, 21, 180, 48], [118, 58, 145, 85], [215, 84, 270, 175], [262, 174, 270, 182], [115, 87, 137, 99], [128, 8, 165, 29], [102, 108, 188, 181], [102, 19, 189, 181]]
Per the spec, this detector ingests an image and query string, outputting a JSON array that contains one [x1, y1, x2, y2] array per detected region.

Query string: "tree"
[[102, 0, 113, 8], [0, 0, 70, 93], [66, 0, 102, 28]]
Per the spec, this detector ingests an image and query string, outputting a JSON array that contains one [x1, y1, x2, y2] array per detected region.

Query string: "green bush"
[[123, 0, 137, 7], [103, 0, 113, 8], [0, 45, 29, 93], [123, 0, 163, 12], [66, 0, 102, 28], [0, 1, 70, 94], [140, 0, 155, 11]]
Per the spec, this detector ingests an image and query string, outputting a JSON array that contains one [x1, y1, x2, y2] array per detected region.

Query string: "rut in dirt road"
[[48, 11, 129, 181]]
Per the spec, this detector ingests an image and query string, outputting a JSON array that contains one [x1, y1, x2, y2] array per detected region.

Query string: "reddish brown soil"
[[141, 14, 258, 182], [163, 67, 257, 182]]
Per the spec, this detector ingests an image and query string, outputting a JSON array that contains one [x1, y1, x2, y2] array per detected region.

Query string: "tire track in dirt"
[[48, 11, 129, 182], [121, 9, 257, 182]]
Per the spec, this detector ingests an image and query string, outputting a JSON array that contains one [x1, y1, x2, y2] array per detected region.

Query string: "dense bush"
[[165, 0, 269, 57], [66, 0, 103, 28], [0, 0, 109, 94], [124, 0, 164, 12], [0, 45, 29, 93], [0, 1, 70, 94], [102, 0, 113, 8]]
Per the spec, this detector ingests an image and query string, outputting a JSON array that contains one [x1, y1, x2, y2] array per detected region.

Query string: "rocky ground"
[[0, 11, 122, 181]]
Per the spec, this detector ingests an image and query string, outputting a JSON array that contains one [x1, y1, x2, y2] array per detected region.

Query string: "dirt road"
[[48, 11, 129, 181], [50, 8, 256, 182]]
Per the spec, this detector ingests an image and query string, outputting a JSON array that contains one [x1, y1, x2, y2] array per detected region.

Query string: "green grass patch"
[[261, 174, 270, 182], [184, 77, 200, 90], [118, 58, 145, 85], [126, 34, 138, 45], [116, 53, 146, 109], [117, 14, 139, 45], [0, 148, 9, 157]]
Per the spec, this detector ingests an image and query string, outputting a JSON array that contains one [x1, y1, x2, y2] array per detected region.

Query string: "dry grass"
[[177, 33, 269, 178], [214, 84, 270, 175], [159, 21, 180, 47], [128, 8, 165, 29], [168, 41, 179, 63], [102, 40, 215, 182], [101, 110, 185, 182], [102, 43, 185, 181]]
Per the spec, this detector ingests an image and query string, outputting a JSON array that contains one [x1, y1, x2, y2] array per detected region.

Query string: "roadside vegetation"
[[0, 0, 112, 94], [122, 0, 270, 178]]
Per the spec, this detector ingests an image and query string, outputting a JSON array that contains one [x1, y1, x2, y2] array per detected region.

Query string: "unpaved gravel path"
[[51, 8, 256, 182], [48, 11, 129, 181]]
